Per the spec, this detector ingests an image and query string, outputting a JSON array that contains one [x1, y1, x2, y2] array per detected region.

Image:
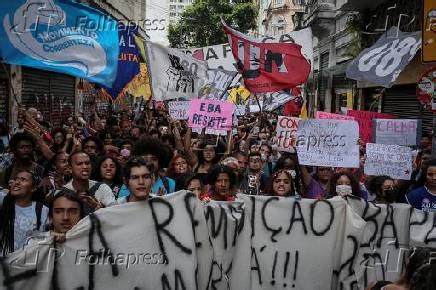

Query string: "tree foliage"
[[168, 0, 257, 48]]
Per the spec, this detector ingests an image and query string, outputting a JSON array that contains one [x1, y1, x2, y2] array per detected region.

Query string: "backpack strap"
[[88, 182, 104, 197], [35, 202, 43, 230], [267, 162, 273, 176]]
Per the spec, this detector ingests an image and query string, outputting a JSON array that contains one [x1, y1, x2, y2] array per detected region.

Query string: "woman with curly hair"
[[265, 170, 296, 197], [366, 175, 399, 203], [92, 155, 124, 199], [327, 171, 366, 199], [167, 154, 191, 178], [200, 165, 237, 202]]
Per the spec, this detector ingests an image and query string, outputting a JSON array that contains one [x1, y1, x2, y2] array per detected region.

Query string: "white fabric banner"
[[3, 192, 436, 290]]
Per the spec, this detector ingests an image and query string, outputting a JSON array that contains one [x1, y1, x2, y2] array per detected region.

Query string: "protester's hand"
[[173, 127, 181, 140], [79, 194, 102, 209], [158, 187, 166, 196], [53, 170, 65, 189], [52, 232, 66, 243]]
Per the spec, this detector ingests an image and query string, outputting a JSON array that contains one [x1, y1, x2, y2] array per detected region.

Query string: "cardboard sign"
[[274, 116, 300, 152], [347, 110, 395, 143], [364, 143, 414, 180], [373, 119, 420, 146], [188, 99, 233, 131], [315, 111, 355, 121], [168, 101, 189, 120], [296, 119, 360, 168]]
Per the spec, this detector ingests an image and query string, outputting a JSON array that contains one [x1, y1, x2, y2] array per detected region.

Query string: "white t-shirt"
[[0, 192, 49, 252], [63, 180, 115, 207]]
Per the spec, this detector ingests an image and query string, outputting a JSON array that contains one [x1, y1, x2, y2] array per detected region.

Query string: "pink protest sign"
[[347, 110, 396, 143], [316, 111, 355, 121], [188, 99, 234, 131]]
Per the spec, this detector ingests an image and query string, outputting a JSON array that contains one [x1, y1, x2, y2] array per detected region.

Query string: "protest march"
[[0, 0, 435, 290]]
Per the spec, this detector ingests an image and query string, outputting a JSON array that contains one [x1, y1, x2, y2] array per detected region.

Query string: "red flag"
[[222, 19, 311, 93]]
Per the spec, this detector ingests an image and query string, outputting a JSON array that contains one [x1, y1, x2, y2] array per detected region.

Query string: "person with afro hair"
[[125, 137, 175, 196]]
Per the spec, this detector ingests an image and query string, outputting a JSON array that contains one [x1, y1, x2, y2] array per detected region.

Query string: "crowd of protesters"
[[0, 104, 435, 289]]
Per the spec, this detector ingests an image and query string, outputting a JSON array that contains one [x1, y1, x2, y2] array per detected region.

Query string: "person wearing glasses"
[[117, 157, 155, 204]]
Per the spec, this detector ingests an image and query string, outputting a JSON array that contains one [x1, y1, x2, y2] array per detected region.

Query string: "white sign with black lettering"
[[364, 143, 414, 180], [296, 119, 360, 168], [373, 119, 420, 146], [168, 101, 190, 120]]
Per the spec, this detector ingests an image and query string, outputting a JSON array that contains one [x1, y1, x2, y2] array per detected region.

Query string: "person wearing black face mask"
[[367, 175, 399, 203]]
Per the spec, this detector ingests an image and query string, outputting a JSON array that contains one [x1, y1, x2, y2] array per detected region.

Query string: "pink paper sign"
[[347, 110, 396, 143], [315, 111, 355, 121], [188, 99, 234, 131]]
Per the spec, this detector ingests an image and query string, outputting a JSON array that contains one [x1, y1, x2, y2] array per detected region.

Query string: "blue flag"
[[0, 0, 119, 87], [100, 23, 141, 99]]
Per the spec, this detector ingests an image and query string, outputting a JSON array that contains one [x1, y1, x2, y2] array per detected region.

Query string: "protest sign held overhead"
[[145, 41, 208, 100], [315, 111, 355, 121], [199, 69, 237, 100], [296, 119, 360, 168], [222, 19, 311, 93], [274, 116, 300, 152], [188, 99, 233, 131], [168, 101, 189, 120], [0, 0, 119, 87], [373, 119, 421, 146], [346, 27, 421, 88], [364, 143, 414, 180], [347, 110, 396, 144]]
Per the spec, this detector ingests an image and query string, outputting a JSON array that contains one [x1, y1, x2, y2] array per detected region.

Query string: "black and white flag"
[[346, 27, 421, 88]]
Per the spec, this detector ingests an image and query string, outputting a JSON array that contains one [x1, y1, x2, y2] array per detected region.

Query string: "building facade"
[[0, 0, 148, 133], [256, 0, 305, 37], [168, 0, 193, 25], [299, 0, 434, 132]]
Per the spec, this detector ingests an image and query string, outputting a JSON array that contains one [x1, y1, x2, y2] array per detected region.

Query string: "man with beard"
[[1, 133, 44, 187], [62, 152, 115, 215]]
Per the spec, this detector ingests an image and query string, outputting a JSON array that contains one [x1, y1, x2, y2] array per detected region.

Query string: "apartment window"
[[170, 5, 176, 10], [170, 12, 177, 17], [273, 0, 284, 6], [178, 5, 184, 9]]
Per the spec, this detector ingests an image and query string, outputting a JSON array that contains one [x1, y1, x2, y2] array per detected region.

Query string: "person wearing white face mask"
[[327, 171, 367, 199]]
